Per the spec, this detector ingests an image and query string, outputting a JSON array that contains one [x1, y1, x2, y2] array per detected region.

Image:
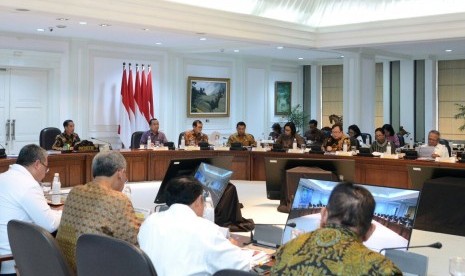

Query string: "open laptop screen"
[[193, 162, 233, 207], [282, 179, 421, 252]]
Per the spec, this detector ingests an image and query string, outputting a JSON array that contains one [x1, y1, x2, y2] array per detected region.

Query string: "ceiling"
[[2, 0, 465, 63]]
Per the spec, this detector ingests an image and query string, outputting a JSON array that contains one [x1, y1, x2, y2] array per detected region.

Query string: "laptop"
[[281, 178, 421, 253], [193, 162, 233, 207]]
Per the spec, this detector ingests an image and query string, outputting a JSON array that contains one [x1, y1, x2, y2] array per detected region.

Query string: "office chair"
[[439, 139, 452, 157], [360, 133, 372, 145], [7, 220, 73, 276], [178, 131, 185, 147], [76, 234, 157, 276], [213, 269, 256, 276], [39, 127, 61, 150], [130, 131, 144, 149], [397, 134, 405, 147]]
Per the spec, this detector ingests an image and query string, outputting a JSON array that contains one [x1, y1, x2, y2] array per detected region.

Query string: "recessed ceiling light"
[[36, 28, 45, 32], [79, 21, 87, 25], [234, 49, 240, 53], [277, 46, 284, 50], [142, 28, 149, 31], [298, 57, 303, 60], [340, 55, 345, 58], [155, 42, 162, 45], [99, 24, 111, 27], [199, 37, 207, 41], [15, 8, 29, 12], [56, 18, 69, 21], [445, 49, 453, 52], [56, 25, 66, 29]]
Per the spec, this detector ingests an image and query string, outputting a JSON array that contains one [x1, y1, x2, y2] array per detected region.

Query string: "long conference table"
[[2, 149, 464, 188]]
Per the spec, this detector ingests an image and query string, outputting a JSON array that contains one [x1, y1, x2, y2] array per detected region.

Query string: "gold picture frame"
[[187, 76, 230, 117]]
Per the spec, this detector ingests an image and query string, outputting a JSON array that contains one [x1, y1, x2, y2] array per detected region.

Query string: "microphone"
[[90, 137, 113, 150], [379, 242, 442, 253]]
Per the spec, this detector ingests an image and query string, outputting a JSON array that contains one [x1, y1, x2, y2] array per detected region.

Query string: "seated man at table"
[[370, 127, 395, 154], [276, 122, 305, 149], [138, 176, 253, 276], [0, 144, 62, 275], [227, 121, 256, 147], [304, 119, 324, 146], [140, 118, 168, 147], [56, 151, 140, 272], [272, 183, 402, 276], [184, 119, 209, 146], [322, 123, 351, 152], [52, 119, 81, 150], [424, 129, 449, 158]]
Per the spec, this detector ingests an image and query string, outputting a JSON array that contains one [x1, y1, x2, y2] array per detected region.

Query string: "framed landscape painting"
[[275, 81, 292, 115], [187, 76, 230, 117]]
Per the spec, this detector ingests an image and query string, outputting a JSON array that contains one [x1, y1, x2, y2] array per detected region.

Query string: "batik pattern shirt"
[[184, 130, 208, 146], [52, 132, 81, 150], [56, 182, 140, 271], [227, 133, 256, 146], [272, 224, 402, 276]]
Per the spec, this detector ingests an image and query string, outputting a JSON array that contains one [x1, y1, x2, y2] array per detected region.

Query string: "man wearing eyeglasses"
[[0, 144, 62, 275]]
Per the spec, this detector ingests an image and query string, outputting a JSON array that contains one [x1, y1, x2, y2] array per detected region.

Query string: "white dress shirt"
[[138, 204, 252, 276], [0, 164, 62, 274], [422, 143, 449, 158]]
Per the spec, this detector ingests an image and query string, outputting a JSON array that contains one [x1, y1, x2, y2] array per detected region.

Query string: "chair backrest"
[[178, 131, 185, 147], [360, 133, 372, 145], [7, 220, 73, 276], [213, 269, 256, 276], [397, 134, 405, 147], [439, 138, 452, 156], [130, 131, 144, 149], [39, 127, 61, 150], [76, 234, 157, 276]]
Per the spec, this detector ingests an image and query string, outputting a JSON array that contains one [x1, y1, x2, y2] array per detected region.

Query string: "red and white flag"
[[141, 66, 150, 122], [127, 64, 136, 133], [147, 65, 154, 119], [134, 65, 147, 131], [118, 63, 132, 148]]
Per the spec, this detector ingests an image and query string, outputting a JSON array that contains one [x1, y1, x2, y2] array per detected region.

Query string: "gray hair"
[[16, 144, 47, 167], [428, 130, 440, 137], [91, 151, 126, 178]]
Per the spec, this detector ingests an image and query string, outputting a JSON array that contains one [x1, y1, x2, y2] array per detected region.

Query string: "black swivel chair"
[[39, 127, 61, 150], [7, 220, 73, 276], [439, 138, 452, 157], [397, 134, 405, 147], [178, 131, 185, 147], [76, 234, 157, 276], [360, 133, 372, 145], [130, 131, 144, 149]]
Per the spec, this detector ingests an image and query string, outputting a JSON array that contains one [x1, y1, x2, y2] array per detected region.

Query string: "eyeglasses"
[[39, 161, 49, 173]]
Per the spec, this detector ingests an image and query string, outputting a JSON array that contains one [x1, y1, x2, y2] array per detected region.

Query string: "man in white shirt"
[[138, 176, 253, 276], [0, 144, 62, 275], [426, 130, 449, 158]]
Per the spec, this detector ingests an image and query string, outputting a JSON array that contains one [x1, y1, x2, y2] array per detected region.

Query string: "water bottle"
[[147, 136, 152, 149], [292, 138, 297, 150], [386, 141, 392, 154], [343, 140, 348, 152], [409, 137, 414, 149], [203, 190, 215, 222], [180, 136, 185, 149], [52, 173, 61, 205]]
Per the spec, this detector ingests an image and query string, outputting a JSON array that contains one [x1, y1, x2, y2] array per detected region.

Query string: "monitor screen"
[[282, 179, 421, 252], [154, 156, 233, 204], [408, 164, 465, 190], [194, 162, 233, 207], [264, 158, 355, 200], [414, 177, 465, 237]]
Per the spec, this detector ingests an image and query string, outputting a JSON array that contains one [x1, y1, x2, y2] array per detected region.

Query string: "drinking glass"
[[122, 185, 132, 200], [154, 141, 160, 148], [301, 144, 306, 152], [41, 182, 51, 194], [450, 257, 465, 276]]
